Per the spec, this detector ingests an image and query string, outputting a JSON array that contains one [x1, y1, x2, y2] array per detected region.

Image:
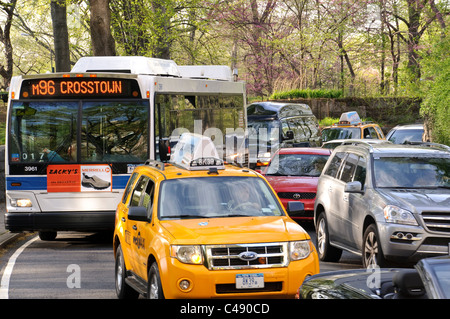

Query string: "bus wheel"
[[38, 231, 57, 241]]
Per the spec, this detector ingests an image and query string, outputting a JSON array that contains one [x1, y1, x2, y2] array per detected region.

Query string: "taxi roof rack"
[[145, 159, 165, 171]]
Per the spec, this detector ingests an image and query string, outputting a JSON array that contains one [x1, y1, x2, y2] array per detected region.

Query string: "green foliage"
[[420, 30, 450, 146], [269, 89, 343, 100], [318, 116, 377, 128], [319, 117, 339, 127], [0, 122, 5, 144]]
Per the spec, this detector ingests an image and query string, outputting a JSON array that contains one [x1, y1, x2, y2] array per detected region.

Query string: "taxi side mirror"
[[287, 201, 305, 216], [128, 206, 149, 222]]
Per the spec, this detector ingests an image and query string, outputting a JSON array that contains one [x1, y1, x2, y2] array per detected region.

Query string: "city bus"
[[4, 56, 247, 240]]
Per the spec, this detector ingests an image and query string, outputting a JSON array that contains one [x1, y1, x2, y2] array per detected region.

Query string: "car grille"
[[277, 192, 316, 200], [422, 211, 450, 233], [204, 243, 289, 270]]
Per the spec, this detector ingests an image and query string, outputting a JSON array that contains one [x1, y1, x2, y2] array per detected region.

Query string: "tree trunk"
[[151, 0, 171, 59], [406, 0, 421, 82], [50, 0, 71, 72], [90, 0, 116, 56], [0, 0, 17, 90]]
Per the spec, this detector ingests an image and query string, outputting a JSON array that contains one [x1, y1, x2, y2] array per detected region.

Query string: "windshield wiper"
[[222, 214, 256, 217], [163, 215, 209, 219]]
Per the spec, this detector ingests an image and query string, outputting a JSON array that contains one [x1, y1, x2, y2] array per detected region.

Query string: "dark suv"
[[314, 141, 450, 268]]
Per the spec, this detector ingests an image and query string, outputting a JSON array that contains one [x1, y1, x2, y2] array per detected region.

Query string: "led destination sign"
[[20, 77, 142, 99]]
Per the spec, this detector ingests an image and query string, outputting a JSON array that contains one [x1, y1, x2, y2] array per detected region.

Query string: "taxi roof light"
[[338, 111, 361, 125], [170, 133, 224, 171]]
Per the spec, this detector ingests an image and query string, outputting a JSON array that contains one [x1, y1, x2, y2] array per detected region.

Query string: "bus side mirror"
[[159, 138, 170, 162]]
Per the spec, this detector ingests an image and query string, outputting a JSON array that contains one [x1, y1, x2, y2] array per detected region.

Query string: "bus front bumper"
[[5, 211, 115, 232]]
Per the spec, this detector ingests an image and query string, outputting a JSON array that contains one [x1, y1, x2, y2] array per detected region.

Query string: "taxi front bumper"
[[159, 252, 319, 299]]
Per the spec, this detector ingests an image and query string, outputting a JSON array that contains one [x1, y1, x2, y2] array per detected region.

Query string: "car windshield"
[[388, 129, 424, 144], [158, 176, 284, 219], [374, 156, 450, 188], [266, 153, 329, 177], [321, 127, 360, 142]]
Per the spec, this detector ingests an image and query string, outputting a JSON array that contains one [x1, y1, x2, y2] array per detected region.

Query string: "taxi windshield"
[[158, 176, 284, 219]]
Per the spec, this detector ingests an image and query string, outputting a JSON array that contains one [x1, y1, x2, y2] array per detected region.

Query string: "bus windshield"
[[155, 94, 245, 161], [9, 100, 149, 164]]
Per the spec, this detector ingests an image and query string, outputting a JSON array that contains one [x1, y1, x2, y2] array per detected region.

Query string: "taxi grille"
[[422, 212, 450, 233], [204, 243, 288, 270]]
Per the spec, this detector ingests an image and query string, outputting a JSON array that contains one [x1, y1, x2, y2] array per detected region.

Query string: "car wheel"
[[316, 212, 342, 262], [362, 224, 388, 268], [115, 244, 139, 299], [148, 262, 165, 299]]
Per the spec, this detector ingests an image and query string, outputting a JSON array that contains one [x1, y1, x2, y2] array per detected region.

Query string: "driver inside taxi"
[[231, 183, 261, 212]]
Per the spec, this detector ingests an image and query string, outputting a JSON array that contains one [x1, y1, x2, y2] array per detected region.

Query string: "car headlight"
[[289, 240, 312, 261], [384, 205, 418, 226], [170, 245, 203, 265]]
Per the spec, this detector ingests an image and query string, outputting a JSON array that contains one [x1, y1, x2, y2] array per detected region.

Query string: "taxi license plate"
[[236, 273, 264, 289]]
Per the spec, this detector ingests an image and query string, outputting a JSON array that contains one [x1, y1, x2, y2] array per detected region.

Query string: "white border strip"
[[0, 236, 38, 299]]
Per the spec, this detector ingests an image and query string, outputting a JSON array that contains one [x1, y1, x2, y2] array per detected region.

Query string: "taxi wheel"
[[115, 244, 139, 299], [147, 262, 165, 299]]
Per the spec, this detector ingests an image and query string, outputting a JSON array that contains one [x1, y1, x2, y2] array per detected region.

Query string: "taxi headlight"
[[170, 245, 203, 265], [289, 240, 311, 261], [384, 205, 418, 226]]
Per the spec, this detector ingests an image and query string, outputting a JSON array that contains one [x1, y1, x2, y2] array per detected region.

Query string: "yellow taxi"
[[321, 111, 385, 143], [113, 133, 319, 299]]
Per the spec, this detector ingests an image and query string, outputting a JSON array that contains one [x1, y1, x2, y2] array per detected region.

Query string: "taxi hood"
[[160, 216, 309, 245]]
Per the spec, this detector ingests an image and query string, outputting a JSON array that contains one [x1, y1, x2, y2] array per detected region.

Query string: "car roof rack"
[[404, 141, 450, 152]]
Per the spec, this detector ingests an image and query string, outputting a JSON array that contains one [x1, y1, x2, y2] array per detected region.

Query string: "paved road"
[[0, 231, 116, 299], [302, 222, 363, 272], [0, 223, 362, 299]]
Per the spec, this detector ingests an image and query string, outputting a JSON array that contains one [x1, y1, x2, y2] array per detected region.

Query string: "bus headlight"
[[171, 245, 203, 265], [11, 198, 32, 207], [289, 240, 311, 261]]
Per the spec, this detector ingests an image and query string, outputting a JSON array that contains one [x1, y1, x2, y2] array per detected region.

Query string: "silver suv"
[[314, 141, 450, 268]]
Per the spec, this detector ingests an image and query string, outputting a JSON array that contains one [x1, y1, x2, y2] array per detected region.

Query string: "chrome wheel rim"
[[317, 218, 326, 256], [364, 231, 378, 267], [149, 274, 159, 299], [116, 251, 123, 292]]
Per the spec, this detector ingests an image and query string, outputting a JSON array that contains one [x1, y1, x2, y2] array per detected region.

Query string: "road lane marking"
[[0, 236, 38, 299]]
